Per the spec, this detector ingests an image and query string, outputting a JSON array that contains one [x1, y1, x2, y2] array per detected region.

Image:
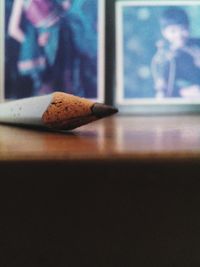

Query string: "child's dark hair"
[[160, 7, 189, 29]]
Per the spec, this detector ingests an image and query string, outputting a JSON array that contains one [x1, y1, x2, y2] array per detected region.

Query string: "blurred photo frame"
[[116, 0, 200, 114], [0, 0, 105, 102]]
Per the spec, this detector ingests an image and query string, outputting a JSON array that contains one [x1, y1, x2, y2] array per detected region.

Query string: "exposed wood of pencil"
[[42, 92, 97, 130]]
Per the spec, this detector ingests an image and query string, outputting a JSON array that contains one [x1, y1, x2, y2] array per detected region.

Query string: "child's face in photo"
[[162, 24, 189, 45]]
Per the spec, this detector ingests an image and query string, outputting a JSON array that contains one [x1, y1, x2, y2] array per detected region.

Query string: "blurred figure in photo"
[[152, 7, 200, 98], [7, 0, 98, 99], [8, 0, 72, 96]]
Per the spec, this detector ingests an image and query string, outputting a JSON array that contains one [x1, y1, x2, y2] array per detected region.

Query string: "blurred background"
[[5, 0, 98, 99], [122, 4, 200, 99]]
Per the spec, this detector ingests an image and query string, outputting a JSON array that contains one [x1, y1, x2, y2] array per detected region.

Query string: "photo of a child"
[[152, 7, 200, 98], [4, 0, 104, 100], [116, 1, 200, 105]]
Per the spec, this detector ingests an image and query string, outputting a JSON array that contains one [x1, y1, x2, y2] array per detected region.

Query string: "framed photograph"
[[116, 0, 200, 114], [1, 0, 105, 102]]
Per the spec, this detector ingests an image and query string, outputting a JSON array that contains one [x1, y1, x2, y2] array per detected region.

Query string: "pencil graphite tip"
[[91, 103, 118, 118]]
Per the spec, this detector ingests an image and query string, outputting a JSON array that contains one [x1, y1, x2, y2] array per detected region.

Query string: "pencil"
[[0, 92, 118, 130]]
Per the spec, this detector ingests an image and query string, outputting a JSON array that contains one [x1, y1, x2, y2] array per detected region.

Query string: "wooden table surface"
[[0, 115, 200, 162], [1, 115, 200, 266]]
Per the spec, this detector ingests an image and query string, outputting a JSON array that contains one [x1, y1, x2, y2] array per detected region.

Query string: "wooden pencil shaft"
[[0, 94, 52, 126], [0, 92, 118, 130]]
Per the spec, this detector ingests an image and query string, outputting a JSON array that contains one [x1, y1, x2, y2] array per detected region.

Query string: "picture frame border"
[[0, 0, 105, 102], [115, 0, 200, 114]]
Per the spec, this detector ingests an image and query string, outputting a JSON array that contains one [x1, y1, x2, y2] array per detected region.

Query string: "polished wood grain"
[[0, 115, 200, 161]]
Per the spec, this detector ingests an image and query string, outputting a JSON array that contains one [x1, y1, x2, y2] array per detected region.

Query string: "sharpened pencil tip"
[[91, 103, 118, 118]]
